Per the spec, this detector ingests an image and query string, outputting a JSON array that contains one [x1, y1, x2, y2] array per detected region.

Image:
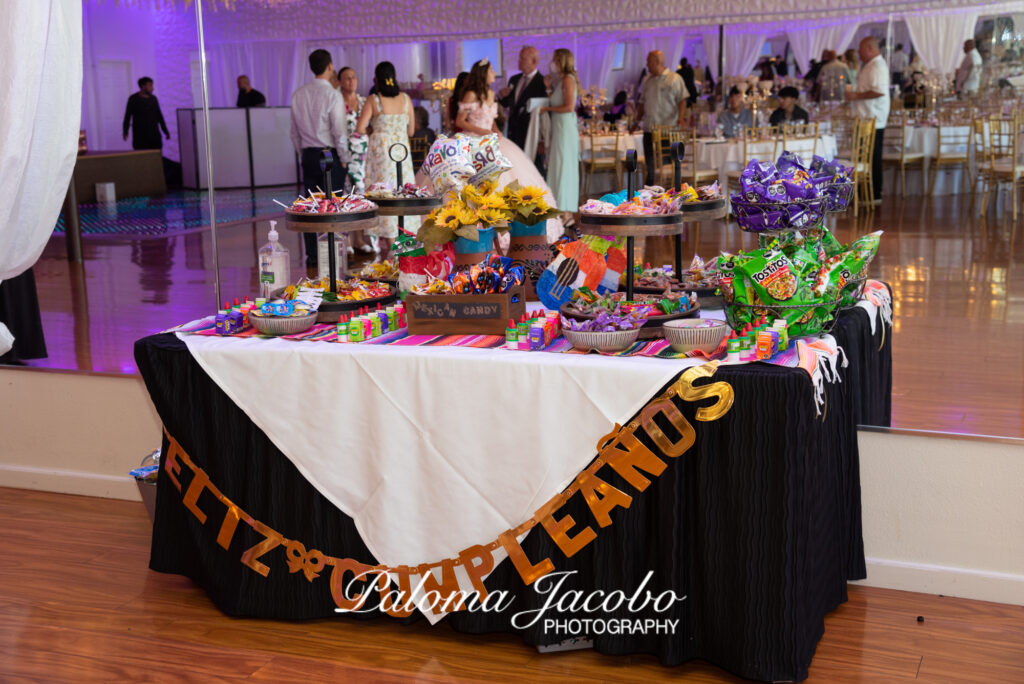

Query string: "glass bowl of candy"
[[248, 303, 319, 335], [662, 318, 729, 354]]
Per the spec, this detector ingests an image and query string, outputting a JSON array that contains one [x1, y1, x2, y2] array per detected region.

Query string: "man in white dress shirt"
[[290, 49, 349, 264], [635, 50, 690, 186], [845, 36, 890, 205], [890, 43, 909, 90], [955, 40, 984, 97]]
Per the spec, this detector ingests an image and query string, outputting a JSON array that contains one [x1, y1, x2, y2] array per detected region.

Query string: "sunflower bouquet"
[[500, 181, 562, 227], [417, 180, 514, 251]]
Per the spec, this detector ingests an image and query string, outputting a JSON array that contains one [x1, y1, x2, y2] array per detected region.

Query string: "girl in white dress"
[[357, 61, 419, 258], [450, 58, 564, 246]]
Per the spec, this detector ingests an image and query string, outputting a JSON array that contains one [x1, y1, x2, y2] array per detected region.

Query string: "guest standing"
[[449, 71, 469, 134], [336, 66, 373, 254], [539, 48, 580, 213], [843, 49, 860, 88], [236, 75, 266, 107], [719, 87, 753, 138], [497, 46, 547, 151], [411, 106, 437, 150], [122, 77, 169, 150], [955, 40, 984, 97], [890, 43, 909, 90], [677, 58, 698, 105], [290, 49, 349, 265], [816, 50, 848, 102], [634, 50, 689, 186], [768, 86, 809, 126], [357, 61, 416, 258], [845, 37, 889, 205]]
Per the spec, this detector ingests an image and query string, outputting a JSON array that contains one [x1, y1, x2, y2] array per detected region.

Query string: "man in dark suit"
[[497, 46, 547, 155]]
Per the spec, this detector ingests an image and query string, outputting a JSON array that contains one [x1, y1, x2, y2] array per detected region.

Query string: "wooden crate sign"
[[405, 285, 526, 335]]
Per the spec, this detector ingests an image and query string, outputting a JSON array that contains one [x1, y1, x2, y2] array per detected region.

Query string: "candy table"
[[135, 289, 891, 682]]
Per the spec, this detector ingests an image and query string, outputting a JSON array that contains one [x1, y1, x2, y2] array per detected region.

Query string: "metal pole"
[[194, 0, 221, 308], [62, 180, 83, 263], [718, 24, 725, 91]]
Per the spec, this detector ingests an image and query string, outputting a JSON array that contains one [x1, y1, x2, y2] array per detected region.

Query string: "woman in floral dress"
[[357, 61, 418, 258]]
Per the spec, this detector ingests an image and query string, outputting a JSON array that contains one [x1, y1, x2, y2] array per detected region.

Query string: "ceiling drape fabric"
[[904, 7, 982, 76], [786, 21, 862, 75]]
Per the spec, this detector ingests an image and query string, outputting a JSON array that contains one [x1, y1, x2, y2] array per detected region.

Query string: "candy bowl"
[[562, 327, 640, 352], [248, 310, 318, 336], [662, 318, 729, 354]]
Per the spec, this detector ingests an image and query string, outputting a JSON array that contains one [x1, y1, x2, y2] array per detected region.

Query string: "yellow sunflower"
[[477, 207, 507, 225], [434, 205, 461, 229], [477, 179, 497, 195], [456, 205, 479, 225], [477, 192, 509, 211], [461, 184, 483, 204], [513, 186, 545, 205]]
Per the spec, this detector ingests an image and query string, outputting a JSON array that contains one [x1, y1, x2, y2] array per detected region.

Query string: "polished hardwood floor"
[[23, 191, 1024, 438], [1, 486, 1022, 683]]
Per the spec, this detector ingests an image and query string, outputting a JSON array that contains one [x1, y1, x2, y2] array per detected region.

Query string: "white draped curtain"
[[576, 37, 619, 92], [703, 31, 768, 79], [0, 0, 82, 354], [786, 21, 862, 75], [904, 8, 981, 77], [206, 41, 301, 107]]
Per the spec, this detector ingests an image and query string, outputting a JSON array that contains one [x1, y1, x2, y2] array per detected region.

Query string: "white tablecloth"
[[583, 134, 837, 196], [179, 329, 711, 575]]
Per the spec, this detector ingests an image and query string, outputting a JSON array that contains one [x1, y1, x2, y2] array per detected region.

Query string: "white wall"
[[82, 3, 197, 162], [857, 430, 1024, 605]]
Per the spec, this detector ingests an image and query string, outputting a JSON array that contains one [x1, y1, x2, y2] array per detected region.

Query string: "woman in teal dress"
[[539, 48, 580, 215]]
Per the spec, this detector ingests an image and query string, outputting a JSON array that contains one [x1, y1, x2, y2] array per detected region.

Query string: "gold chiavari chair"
[[650, 124, 680, 185], [780, 122, 819, 167], [882, 112, 925, 196], [849, 118, 876, 216], [725, 126, 780, 223], [410, 137, 429, 172], [580, 131, 622, 199], [672, 127, 719, 189], [930, 116, 973, 195], [980, 117, 1024, 219]]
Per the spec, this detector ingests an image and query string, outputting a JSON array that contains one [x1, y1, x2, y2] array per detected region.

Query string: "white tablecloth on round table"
[[583, 134, 837, 196]]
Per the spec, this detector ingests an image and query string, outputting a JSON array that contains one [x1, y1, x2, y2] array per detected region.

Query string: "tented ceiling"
[[195, 0, 1024, 43]]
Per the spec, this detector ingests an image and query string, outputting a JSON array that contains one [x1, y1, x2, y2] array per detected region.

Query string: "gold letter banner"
[[160, 363, 733, 618]]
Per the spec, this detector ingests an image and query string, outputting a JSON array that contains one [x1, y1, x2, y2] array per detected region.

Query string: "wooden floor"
[[24, 191, 1024, 438], [2, 487, 1022, 683]]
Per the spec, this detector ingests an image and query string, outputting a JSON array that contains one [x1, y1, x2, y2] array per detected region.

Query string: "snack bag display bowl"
[[819, 181, 855, 213], [563, 327, 641, 352], [730, 196, 827, 234], [662, 319, 729, 354], [249, 311, 319, 336]]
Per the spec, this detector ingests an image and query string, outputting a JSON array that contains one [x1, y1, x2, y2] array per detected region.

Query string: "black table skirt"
[[135, 303, 890, 683], [0, 267, 47, 362]]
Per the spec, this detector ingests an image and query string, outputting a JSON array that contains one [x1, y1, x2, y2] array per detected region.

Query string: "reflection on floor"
[[24, 193, 1024, 438], [54, 184, 296, 237]]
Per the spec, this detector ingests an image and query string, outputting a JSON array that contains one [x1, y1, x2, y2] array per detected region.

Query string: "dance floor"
[[54, 185, 295, 237], [23, 192, 1024, 439]]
